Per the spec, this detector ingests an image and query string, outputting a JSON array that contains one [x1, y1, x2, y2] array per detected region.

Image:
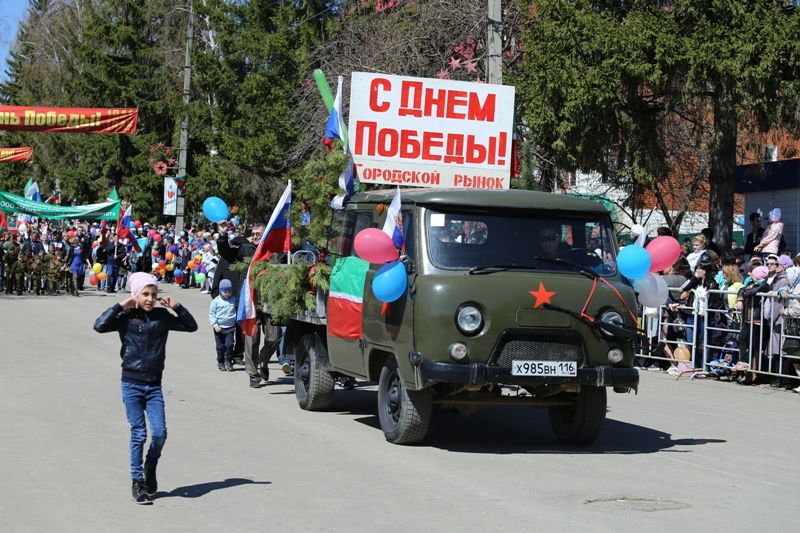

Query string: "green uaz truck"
[[283, 188, 639, 445]]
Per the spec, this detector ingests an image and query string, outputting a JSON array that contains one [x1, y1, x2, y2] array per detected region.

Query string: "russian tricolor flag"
[[237, 181, 292, 337], [382, 187, 404, 249], [323, 76, 348, 153], [118, 204, 141, 252]]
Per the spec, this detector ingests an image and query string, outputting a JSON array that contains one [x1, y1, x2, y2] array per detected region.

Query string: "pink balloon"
[[646, 236, 681, 273], [354, 228, 398, 264], [152, 233, 162, 242]]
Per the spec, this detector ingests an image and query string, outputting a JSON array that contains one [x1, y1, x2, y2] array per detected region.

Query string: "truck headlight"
[[599, 311, 624, 338], [456, 304, 483, 335]]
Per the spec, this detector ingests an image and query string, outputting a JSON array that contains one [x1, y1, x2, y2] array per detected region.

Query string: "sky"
[[0, 0, 30, 81]]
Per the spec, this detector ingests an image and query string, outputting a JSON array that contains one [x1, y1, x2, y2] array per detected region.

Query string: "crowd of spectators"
[[639, 208, 800, 393]]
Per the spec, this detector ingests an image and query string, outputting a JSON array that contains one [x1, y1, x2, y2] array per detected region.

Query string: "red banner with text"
[[0, 106, 138, 134], [0, 147, 33, 163]]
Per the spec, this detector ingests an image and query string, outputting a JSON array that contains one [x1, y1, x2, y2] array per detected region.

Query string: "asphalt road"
[[1, 286, 798, 532]]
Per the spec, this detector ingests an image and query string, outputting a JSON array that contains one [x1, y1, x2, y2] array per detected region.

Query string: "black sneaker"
[[225, 361, 234, 372], [218, 362, 226, 371], [131, 479, 153, 504], [249, 376, 262, 388], [144, 460, 158, 497]]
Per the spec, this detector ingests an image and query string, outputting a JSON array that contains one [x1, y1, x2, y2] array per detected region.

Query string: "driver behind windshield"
[[538, 225, 565, 256]]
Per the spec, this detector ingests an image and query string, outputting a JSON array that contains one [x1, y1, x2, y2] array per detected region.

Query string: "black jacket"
[[94, 303, 198, 385], [209, 235, 254, 299]]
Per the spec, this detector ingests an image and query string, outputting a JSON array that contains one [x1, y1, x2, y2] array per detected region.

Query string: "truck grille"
[[490, 332, 585, 368]]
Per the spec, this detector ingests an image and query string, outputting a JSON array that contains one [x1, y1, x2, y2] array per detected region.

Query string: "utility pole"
[[175, 7, 193, 232], [487, 0, 503, 84]]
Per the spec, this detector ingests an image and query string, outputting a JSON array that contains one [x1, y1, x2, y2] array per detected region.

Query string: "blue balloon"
[[617, 245, 651, 280], [202, 196, 229, 222], [371, 261, 408, 303]]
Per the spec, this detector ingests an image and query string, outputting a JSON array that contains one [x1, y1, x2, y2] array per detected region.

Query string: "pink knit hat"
[[751, 266, 769, 280], [129, 272, 158, 298]]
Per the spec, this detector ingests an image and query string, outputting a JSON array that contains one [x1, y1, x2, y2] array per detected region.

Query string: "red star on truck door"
[[529, 283, 556, 308]]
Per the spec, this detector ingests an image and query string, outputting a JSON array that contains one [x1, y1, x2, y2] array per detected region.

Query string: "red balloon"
[[68, 230, 76, 239], [134, 220, 142, 229], [148, 229, 156, 238], [158, 260, 166, 268], [152, 250, 160, 257], [89, 274, 99, 286], [353, 228, 398, 264], [152, 233, 162, 242], [646, 236, 682, 273]]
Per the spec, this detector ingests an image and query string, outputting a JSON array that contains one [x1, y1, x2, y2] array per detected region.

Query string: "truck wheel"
[[548, 386, 607, 445], [295, 334, 334, 411], [377, 357, 432, 445]]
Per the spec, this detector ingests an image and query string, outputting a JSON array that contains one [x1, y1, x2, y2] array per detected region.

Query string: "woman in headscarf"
[[779, 265, 800, 392], [735, 265, 770, 382], [754, 208, 783, 259]]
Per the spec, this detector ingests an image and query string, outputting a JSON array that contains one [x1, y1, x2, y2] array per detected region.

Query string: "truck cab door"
[[326, 209, 373, 377]]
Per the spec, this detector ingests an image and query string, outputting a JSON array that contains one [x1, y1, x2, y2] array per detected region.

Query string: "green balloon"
[[194, 272, 206, 284], [3, 241, 13, 251]]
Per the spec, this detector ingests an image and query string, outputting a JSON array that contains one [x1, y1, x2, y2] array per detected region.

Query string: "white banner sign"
[[163, 177, 177, 216], [348, 72, 515, 190]]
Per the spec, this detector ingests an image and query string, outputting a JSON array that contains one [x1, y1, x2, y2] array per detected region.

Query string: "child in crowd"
[[93, 272, 198, 504], [208, 278, 237, 371]]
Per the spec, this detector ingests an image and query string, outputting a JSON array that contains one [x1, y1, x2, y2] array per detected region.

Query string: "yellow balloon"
[[93, 263, 102, 273], [673, 345, 691, 361], [166, 264, 175, 271]]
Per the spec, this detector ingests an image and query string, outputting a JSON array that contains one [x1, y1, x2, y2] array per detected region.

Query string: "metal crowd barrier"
[[635, 286, 800, 383]]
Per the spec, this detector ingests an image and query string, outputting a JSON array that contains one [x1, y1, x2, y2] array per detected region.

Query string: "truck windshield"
[[426, 209, 618, 276]]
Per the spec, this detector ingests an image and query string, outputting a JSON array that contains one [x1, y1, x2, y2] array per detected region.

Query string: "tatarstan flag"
[[328, 256, 370, 340]]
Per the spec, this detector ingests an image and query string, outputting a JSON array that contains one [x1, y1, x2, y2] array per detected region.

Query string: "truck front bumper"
[[417, 359, 639, 389]]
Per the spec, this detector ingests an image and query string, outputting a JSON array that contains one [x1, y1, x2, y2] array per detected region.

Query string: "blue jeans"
[[686, 315, 706, 368], [121, 380, 167, 480], [106, 263, 118, 292]]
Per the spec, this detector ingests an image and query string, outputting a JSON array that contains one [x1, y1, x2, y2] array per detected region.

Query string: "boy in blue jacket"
[[93, 272, 198, 504], [208, 278, 237, 371]]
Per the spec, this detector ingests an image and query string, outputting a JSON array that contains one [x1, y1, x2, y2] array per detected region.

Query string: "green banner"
[[0, 189, 120, 220]]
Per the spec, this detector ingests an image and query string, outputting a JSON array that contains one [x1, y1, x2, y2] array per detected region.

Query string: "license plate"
[[511, 360, 577, 377]]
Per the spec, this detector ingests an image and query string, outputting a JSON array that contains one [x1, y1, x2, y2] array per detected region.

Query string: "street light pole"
[[175, 6, 193, 232], [487, 0, 503, 84]]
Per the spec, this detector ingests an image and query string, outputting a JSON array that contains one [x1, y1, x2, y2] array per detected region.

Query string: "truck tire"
[[548, 385, 607, 445], [295, 333, 334, 411], [377, 357, 432, 445]]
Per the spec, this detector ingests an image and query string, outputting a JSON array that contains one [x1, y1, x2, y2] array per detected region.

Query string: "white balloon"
[[632, 224, 647, 247], [634, 273, 669, 307]]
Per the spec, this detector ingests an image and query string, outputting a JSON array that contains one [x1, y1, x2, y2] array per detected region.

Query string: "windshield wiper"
[[468, 264, 538, 275], [528, 256, 597, 280]]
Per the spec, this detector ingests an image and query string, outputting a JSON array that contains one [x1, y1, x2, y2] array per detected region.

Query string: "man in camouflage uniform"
[[10, 253, 27, 296], [47, 254, 62, 295], [61, 254, 74, 295], [32, 253, 46, 295], [3, 243, 16, 294]]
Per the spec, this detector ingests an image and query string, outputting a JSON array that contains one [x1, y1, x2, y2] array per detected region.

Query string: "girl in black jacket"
[[93, 272, 198, 504]]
